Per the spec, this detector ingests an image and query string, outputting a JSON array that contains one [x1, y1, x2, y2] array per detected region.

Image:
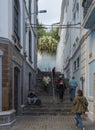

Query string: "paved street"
[[4, 115, 95, 130]]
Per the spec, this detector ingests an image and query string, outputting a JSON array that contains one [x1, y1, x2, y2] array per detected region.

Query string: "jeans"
[[69, 88, 76, 101], [75, 113, 84, 128]]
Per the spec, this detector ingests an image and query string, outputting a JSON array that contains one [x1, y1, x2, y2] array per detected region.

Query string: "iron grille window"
[[14, 0, 19, 35], [74, 61, 76, 70], [29, 30, 32, 61], [29, 0, 31, 22], [77, 57, 79, 68], [29, 72, 31, 91]]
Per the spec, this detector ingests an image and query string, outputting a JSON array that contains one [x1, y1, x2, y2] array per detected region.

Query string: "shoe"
[[82, 127, 85, 130], [74, 117, 78, 128], [70, 98, 73, 102], [75, 124, 78, 128]]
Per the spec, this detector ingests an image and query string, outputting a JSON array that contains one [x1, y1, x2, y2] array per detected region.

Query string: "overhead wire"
[[26, 22, 81, 29]]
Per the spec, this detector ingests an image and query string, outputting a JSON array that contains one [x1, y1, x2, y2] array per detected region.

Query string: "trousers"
[[69, 87, 76, 101], [75, 113, 84, 128]]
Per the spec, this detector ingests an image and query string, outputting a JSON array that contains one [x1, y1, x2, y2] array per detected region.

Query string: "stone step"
[[22, 106, 73, 116], [24, 103, 73, 109], [31, 71, 73, 116], [22, 101, 73, 116], [22, 111, 73, 116]]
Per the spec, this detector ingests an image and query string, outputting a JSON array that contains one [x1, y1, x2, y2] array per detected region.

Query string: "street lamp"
[[38, 10, 47, 14], [26, 10, 47, 19], [25, 10, 47, 31]]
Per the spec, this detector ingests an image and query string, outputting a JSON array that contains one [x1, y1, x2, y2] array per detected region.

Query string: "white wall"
[[0, 0, 25, 50], [37, 52, 56, 71], [0, 0, 9, 38]]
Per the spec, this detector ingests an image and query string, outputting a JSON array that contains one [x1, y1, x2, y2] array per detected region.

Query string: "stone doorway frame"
[[14, 67, 20, 113], [0, 50, 3, 111], [94, 73, 95, 121]]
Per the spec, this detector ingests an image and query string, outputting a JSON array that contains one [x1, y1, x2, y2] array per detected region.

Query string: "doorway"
[[14, 67, 20, 112]]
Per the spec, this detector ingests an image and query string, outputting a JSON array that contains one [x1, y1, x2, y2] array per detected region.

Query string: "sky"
[[38, 0, 62, 26]]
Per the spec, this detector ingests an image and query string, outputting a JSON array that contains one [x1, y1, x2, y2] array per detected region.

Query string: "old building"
[[82, 0, 95, 121], [57, 0, 95, 121], [57, 0, 83, 83], [0, 0, 38, 127]]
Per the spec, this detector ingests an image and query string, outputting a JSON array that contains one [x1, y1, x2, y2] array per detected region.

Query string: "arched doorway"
[[14, 67, 20, 112]]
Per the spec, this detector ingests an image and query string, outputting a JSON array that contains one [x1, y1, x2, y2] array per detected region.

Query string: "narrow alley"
[[2, 72, 95, 130]]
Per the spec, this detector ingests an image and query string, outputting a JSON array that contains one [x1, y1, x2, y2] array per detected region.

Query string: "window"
[[77, 57, 79, 68], [76, 3, 79, 12], [29, 0, 31, 22], [29, 72, 32, 91], [13, 0, 21, 49], [14, 0, 20, 37], [73, 12, 76, 20], [29, 30, 32, 61], [89, 31, 95, 54], [14, 0, 18, 35], [74, 61, 76, 70]]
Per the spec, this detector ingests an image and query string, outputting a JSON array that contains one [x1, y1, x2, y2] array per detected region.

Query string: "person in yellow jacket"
[[72, 89, 88, 130]]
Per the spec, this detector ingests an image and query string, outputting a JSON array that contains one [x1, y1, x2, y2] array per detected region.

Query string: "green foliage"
[[37, 24, 47, 39], [48, 28, 60, 41], [37, 23, 59, 54], [38, 36, 58, 54]]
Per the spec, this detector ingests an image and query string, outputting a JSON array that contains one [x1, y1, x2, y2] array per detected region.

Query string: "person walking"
[[52, 67, 56, 79], [56, 75, 66, 102], [43, 75, 51, 93], [69, 76, 78, 101], [72, 89, 88, 130]]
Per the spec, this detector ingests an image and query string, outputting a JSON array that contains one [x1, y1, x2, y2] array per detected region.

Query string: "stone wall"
[[0, 43, 11, 110], [0, 41, 23, 111]]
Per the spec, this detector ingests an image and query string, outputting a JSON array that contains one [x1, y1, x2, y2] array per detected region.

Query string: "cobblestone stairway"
[[22, 71, 73, 116], [22, 96, 73, 115]]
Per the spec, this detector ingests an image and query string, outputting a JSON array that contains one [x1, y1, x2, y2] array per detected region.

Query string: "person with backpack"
[[72, 89, 88, 130], [52, 67, 56, 79], [69, 76, 78, 101], [27, 91, 42, 106], [56, 75, 66, 102]]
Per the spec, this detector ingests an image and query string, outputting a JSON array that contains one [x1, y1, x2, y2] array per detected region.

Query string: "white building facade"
[[57, 0, 95, 121], [0, 0, 38, 127], [82, 0, 95, 121], [57, 0, 83, 83], [37, 52, 56, 72]]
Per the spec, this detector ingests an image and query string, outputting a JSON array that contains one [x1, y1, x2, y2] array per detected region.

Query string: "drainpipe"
[[80, 76, 85, 91], [0, 50, 3, 111]]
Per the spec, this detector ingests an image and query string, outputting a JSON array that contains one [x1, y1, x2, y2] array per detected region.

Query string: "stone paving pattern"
[[2, 73, 95, 130], [4, 115, 95, 130]]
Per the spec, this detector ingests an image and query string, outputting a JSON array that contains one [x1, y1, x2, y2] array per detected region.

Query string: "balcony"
[[82, 0, 95, 29]]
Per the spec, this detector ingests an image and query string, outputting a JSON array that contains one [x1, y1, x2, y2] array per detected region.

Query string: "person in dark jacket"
[[52, 67, 56, 78], [72, 89, 88, 130], [56, 75, 66, 102], [27, 91, 42, 106]]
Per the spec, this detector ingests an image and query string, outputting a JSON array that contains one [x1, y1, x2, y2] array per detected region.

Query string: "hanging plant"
[[38, 36, 58, 55]]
